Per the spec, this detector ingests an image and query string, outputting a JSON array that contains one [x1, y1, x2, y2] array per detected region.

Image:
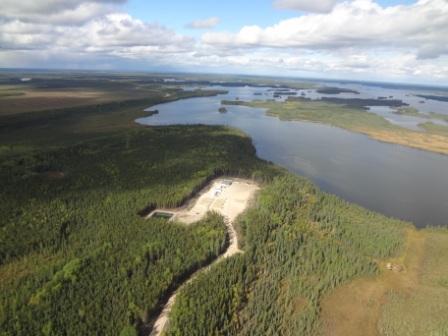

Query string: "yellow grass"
[[320, 228, 448, 336], [355, 127, 448, 156]]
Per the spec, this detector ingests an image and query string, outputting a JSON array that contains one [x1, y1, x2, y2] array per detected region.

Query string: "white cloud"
[[204, 0, 448, 59], [274, 0, 340, 13], [0, 0, 126, 25], [186, 17, 220, 29], [0, 12, 193, 63], [0, 0, 447, 83], [0, 0, 125, 15]]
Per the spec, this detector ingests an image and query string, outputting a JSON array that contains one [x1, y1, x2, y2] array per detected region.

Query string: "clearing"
[[148, 178, 260, 225], [147, 178, 260, 336]]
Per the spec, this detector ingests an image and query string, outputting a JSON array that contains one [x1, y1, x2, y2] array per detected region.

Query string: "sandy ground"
[[148, 178, 259, 336]]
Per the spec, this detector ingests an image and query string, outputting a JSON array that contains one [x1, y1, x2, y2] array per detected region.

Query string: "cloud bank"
[[0, 0, 447, 83]]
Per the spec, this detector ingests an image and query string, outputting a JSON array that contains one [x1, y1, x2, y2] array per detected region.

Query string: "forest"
[[0, 123, 278, 335], [166, 175, 408, 336], [1, 74, 447, 336], [0, 79, 278, 335]]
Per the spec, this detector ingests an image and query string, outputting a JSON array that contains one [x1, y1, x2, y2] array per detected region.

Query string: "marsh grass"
[[222, 99, 448, 155]]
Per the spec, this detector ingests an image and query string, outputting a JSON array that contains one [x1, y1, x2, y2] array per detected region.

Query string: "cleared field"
[[154, 178, 260, 224], [0, 85, 162, 116]]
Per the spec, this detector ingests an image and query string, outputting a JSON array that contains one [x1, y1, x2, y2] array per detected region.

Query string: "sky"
[[0, 0, 447, 84]]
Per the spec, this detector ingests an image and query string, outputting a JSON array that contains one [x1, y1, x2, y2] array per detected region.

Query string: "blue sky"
[[125, 0, 297, 34], [0, 0, 447, 84], [125, 0, 416, 34]]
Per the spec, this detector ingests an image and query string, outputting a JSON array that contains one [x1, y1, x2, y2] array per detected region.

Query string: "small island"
[[218, 106, 227, 113], [393, 107, 420, 116], [317, 87, 360, 94], [416, 94, 448, 102]]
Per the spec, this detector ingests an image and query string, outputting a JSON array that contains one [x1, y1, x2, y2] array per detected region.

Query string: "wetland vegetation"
[[222, 98, 448, 155]]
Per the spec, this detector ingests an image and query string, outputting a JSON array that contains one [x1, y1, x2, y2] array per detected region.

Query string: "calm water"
[[137, 85, 448, 227]]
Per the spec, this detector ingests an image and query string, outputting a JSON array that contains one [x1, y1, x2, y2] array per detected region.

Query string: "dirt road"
[[148, 178, 259, 336]]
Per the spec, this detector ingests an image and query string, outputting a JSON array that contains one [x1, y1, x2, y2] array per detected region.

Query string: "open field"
[[320, 227, 448, 336], [0, 85, 149, 115], [222, 99, 448, 155], [0, 76, 157, 115]]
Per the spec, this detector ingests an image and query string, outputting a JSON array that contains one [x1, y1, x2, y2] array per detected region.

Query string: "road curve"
[[149, 217, 240, 336]]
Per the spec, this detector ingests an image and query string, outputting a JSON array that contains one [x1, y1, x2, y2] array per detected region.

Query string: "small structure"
[[211, 180, 233, 197], [222, 180, 233, 186], [149, 211, 175, 220], [386, 262, 403, 272]]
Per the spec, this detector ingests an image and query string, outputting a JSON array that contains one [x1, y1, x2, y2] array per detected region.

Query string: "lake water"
[[137, 85, 448, 228]]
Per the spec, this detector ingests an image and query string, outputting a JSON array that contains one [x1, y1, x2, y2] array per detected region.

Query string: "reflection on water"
[[137, 85, 448, 227]]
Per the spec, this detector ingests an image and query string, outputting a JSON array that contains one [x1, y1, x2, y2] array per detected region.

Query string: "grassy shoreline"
[[222, 99, 448, 155]]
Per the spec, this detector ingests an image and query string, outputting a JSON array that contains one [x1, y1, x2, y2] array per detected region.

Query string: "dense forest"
[[0, 124, 276, 335]]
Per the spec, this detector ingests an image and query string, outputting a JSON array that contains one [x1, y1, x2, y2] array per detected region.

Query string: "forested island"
[[416, 94, 448, 102], [1, 73, 448, 336], [316, 86, 360, 94]]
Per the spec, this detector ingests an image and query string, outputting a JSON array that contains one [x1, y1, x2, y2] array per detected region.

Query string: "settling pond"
[[137, 85, 448, 228]]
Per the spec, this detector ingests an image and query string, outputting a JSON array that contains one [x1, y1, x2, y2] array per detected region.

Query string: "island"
[[319, 97, 408, 108], [316, 86, 360, 94], [416, 94, 448, 102]]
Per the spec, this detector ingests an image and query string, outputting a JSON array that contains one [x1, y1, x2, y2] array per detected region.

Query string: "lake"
[[137, 85, 448, 228]]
